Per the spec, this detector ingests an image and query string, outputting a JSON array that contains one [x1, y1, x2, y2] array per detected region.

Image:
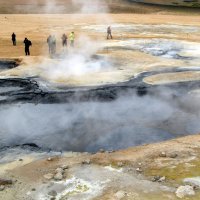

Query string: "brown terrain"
[[1, 0, 200, 14], [1, 1, 200, 200]]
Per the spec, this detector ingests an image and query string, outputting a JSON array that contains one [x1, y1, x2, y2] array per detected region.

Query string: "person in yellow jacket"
[[69, 32, 75, 47]]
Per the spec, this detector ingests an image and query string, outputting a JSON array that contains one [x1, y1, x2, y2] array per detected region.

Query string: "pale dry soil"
[[1, 134, 200, 199], [1, 13, 200, 200], [0, 14, 200, 86]]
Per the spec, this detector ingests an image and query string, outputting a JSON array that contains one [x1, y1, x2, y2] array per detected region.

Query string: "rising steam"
[[15, 0, 109, 14]]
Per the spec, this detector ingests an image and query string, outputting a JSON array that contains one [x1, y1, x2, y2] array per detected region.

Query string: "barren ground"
[[1, 14, 200, 85], [1, 4, 200, 200]]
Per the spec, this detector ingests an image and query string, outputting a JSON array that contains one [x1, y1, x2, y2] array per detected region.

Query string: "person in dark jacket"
[[62, 33, 68, 47], [12, 33, 16, 46], [107, 26, 113, 40], [47, 35, 53, 55], [24, 38, 32, 56]]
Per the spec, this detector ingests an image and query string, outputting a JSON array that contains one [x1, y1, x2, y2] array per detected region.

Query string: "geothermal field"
[[1, 0, 200, 200]]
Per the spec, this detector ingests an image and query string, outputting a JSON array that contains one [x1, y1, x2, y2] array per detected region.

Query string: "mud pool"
[[1, 70, 200, 152], [1, 24, 200, 153]]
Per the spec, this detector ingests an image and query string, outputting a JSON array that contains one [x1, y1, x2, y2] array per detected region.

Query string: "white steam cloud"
[[15, 0, 109, 14], [39, 36, 113, 82], [23, 0, 113, 81], [71, 0, 109, 13], [1, 88, 200, 152]]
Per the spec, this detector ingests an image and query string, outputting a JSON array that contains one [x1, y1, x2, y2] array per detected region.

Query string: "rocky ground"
[[1, 134, 200, 199], [0, 4, 200, 200]]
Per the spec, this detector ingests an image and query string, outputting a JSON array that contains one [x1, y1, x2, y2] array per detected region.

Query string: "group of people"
[[47, 32, 75, 56], [11, 26, 112, 56], [11, 32, 32, 56]]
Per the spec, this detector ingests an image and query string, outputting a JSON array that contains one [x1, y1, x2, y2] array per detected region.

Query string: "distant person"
[[24, 38, 32, 56], [12, 32, 16, 46], [107, 26, 112, 40], [69, 32, 75, 47], [62, 33, 68, 47], [47, 35, 53, 55], [52, 35, 56, 55]]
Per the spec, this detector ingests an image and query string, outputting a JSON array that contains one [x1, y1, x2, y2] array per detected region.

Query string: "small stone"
[[136, 168, 142, 173], [61, 165, 69, 170], [117, 162, 124, 168], [159, 152, 167, 158], [55, 168, 64, 174], [184, 177, 200, 188], [114, 190, 127, 199], [0, 185, 5, 191], [0, 178, 12, 185], [152, 176, 161, 182], [54, 173, 63, 181], [176, 185, 195, 198], [158, 176, 166, 182], [50, 198, 56, 200], [82, 159, 91, 165], [48, 190, 57, 197], [169, 153, 178, 159], [19, 159, 23, 162], [108, 150, 115, 153], [47, 157, 52, 161], [99, 149, 105, 153], [31, 188, 36, 191], [44, 173, 54, 180], [152, 176, 166, 182]]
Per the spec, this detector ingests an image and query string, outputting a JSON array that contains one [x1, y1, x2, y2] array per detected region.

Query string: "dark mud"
[[0, 66, 200, 104], [0, 60, 19, 70], [1, 60, 200, 152]]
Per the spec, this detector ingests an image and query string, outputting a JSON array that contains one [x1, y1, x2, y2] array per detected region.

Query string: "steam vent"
[[1, 1, 200, 200]]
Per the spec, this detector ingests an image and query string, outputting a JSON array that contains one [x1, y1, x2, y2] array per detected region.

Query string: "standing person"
[[62, 33, 68, 47], [52, 35, 56, 55], [12, 32, 16, 46], [47, 35, 53, 55], [24, 38, 32, 56], [107, 26, 113, 40], [69, 32, 75, 47]]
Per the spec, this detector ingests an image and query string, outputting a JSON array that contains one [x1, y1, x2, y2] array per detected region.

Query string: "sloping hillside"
[[131, 0, 200, 7]]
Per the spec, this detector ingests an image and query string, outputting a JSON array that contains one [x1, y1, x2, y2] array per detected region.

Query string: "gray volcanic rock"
[[0, 178, 12, 186], [176, 185, 195, 198]]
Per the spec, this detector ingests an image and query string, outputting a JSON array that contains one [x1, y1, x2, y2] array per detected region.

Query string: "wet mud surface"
[[0, 60, 19, 70], [1, 59, 200, 152], [1, 29, 200, 152], [0, 64, 200, 104]]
